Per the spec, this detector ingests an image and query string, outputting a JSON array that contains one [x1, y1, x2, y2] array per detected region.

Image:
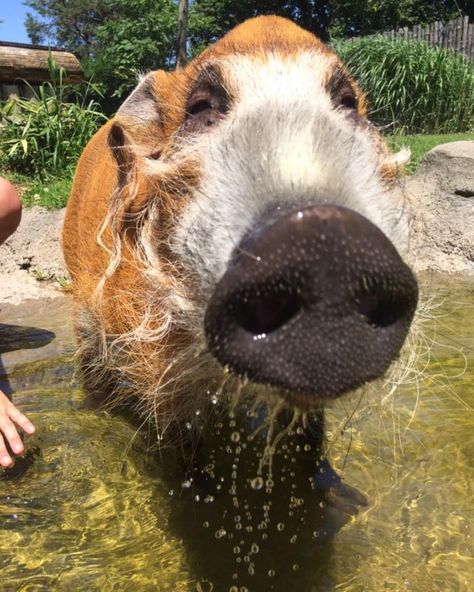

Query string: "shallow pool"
[[1, 279, 473, 591]]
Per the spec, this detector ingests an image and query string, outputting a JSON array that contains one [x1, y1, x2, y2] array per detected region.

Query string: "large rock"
[[406, 141, 474, 275]]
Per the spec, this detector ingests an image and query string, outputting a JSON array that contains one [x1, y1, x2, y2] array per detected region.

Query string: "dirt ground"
[[0, 206, 66, 305]]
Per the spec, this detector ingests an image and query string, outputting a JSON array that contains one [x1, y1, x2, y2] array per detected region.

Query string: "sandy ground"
[[0, 207, 66, 305]]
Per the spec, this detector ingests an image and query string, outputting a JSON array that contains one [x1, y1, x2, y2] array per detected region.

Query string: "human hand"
[[0, 177, 22, 245], [0, 389, 35, 468]]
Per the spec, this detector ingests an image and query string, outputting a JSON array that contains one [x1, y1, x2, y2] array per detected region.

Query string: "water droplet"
[[202, 521, 209, 528], [251, 543, 259, 554], [277, 522, 285, 531], [250, 476, 264, 490], [231, 431, 241, 443], [215, 528, 227, 539], [268, 569, 276, 577]]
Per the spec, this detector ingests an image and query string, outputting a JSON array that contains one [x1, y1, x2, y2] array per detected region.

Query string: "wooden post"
[[462, 15, 469, 53], [176, 0, 188, 69]]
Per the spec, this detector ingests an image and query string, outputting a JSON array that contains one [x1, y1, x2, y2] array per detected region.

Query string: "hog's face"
[[65, 17, 417, 424]]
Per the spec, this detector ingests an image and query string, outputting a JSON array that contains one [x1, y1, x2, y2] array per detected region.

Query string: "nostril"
[[355, 282, 414, 329], [230, 282, 304, 335]]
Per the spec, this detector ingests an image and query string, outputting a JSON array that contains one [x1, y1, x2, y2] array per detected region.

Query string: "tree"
[[190, 0, 333, 44], [24, 0, 112, 57], [25, 0, 177, 111], [190, 0, 466, 44], [176, 0, 189, 67], [331, 0, 463, 37]]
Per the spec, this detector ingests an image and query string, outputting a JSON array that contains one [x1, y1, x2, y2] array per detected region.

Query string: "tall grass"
[[334, 37, 474, 135], [0, 58, 106, 178]]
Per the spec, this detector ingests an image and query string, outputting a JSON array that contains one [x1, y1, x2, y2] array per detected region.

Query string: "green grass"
[[387, 131, 474, 174], [6, 171, 73, 209], [335, 37, 474, 135]]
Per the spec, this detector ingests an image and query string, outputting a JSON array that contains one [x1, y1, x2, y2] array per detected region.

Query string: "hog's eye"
[[188, 99, 213, 116], [339, 91, 358, 110], [183, 89, 228, 134]]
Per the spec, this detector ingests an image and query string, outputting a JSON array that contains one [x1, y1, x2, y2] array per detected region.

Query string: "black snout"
[[204, 205, 418, 401]]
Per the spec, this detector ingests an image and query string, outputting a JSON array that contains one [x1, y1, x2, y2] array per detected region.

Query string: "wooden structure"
[[0, 41, 83, 100], [348, 15, 474, 62]]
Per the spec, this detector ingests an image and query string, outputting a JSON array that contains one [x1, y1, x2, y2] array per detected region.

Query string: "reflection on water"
[[1, 279, 473, 591]]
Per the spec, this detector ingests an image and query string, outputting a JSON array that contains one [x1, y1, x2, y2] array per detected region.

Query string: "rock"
[[405, 141, 474, 276], [414, 141, 474, 195]]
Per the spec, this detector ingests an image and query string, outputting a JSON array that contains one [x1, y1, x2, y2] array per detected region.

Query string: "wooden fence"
[[349, 15, 474, 62]]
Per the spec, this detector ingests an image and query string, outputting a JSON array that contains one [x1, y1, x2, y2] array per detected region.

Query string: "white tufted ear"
[[384, 147, 411, 173], [118, 72, 160, 122]]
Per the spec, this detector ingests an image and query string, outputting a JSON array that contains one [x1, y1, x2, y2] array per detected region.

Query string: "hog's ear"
[[103, 121, 141, 240], [107, 122, 135, 187], [114, 71, 171, 160], [118, 72, 161, 122]]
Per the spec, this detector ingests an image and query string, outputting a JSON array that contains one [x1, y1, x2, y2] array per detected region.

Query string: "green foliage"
[[88, 0, 178, 107], [20, 175, 73, 209], [25, 0, 179, 111], [331, 0, 460, 38], [0, 58, 106, 178], [190, 0, 462, 47], [335, 37, 474, 134]]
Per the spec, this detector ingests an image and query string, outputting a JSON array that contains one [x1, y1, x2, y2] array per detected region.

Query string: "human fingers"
[[6, 403, 35, 435]]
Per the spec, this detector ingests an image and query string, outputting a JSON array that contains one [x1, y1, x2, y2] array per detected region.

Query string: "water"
[[1, 279, 473, 591]]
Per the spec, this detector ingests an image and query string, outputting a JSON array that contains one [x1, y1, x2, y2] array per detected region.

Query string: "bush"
[[334, 37, 474, 135], [0, 58, 106, 178]]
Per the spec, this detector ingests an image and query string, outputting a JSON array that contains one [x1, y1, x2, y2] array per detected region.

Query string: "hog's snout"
[[204, 205, 418, 400]]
